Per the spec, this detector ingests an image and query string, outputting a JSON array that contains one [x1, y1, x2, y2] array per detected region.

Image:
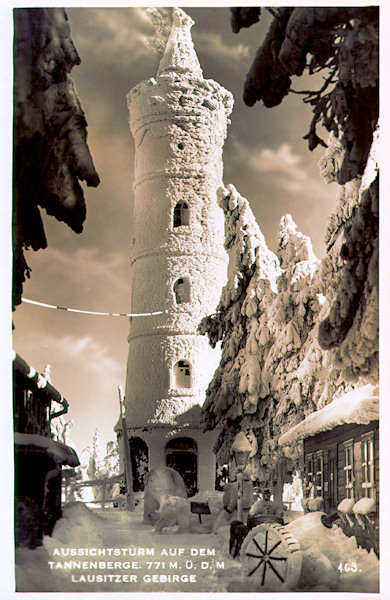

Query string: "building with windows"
[[117, 8, 233, 496], [279, 384, 379, 554]]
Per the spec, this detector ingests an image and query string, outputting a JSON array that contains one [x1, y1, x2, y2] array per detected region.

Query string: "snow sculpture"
[[153, 494, 192, 533], [153, 488, 225, 534], [143, 467, 187, 523], [121, 8, 233, 492]]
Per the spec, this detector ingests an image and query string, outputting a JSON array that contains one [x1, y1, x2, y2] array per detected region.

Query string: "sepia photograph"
[[4, 2, 384, 596]]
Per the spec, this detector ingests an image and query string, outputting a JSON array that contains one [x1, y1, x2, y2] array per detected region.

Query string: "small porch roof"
[[15, 432, 80, 467]]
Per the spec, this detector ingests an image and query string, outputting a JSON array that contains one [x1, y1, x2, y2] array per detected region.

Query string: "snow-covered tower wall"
[[125, 9, 233, 428]]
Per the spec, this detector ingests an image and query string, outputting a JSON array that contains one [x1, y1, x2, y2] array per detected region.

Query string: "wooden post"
[[272, 460, 284, 511], [101, 483, 107, 509], [237, 471, 244, 522], [118, 385, 135, 511]]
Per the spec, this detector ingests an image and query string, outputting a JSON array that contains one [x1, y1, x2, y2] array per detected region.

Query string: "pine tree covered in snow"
[[229, 6, 379, 383], [199, 177, 376, 488], [50, 412, 75, 447], [79, 430, 119, 482], [199, 9, 379, 486], [317, 132, 378, 379], [76, 430, 120, 501], [81, 428, 105, 482], [13, 8, 100, 309]]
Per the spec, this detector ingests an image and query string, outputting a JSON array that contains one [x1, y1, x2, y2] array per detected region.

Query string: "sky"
[[10, 5, 354, 453]]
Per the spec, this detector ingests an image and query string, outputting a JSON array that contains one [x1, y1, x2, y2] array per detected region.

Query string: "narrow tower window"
[[173, 201, 189, 227], [173, 278, 190, 304], [173, 360, 192, 388]]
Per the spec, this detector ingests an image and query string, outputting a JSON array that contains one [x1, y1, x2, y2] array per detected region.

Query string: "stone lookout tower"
[[121, 8, 233, 496]]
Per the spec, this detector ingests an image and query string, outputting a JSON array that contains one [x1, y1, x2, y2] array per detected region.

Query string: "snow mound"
[[285, 511, 378, 592], [338, 498, 355, 513], [47, 502, 107, 546], [15, 546, 58, 592], [353, 497, 376, 515]]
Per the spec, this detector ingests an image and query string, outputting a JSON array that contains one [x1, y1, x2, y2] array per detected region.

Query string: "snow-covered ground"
[[15, 499, 379, 593], [15, 500, 239, 593]]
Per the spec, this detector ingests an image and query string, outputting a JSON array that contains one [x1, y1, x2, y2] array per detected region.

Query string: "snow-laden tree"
[[81, 428, 105, 482], [317, 133, 378, 379], [50, 412, 75, 446], [230, 7, 379, 377], [13, 8, 100, 309], [199, 171, 377, 498], [76, 429, 120, 500]]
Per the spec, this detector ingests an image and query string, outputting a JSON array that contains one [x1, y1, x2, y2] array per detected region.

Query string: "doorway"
[[165, 437, 198, 497], [129, 437, 149, 492]]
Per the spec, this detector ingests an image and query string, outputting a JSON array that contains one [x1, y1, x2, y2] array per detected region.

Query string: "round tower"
[[123, 8, 233, 494]]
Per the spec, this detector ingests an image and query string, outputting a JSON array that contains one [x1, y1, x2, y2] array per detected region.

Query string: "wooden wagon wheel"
[[240, 523, 302, 591]]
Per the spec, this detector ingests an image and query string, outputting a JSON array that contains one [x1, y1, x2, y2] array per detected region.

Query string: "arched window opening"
[[173, 201, 189, 227], [173, 360, 192, 388], [166, 437, 198, 497], [129, 437, 149, 492], [173, 278, 190, 304]]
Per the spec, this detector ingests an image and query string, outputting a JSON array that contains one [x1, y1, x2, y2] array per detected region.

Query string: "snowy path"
[[15, 502, 379, 593], [16, 503, 241, 593]]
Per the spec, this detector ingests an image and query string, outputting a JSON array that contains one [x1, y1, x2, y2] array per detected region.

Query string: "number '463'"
[[338, 562, 358, 573]]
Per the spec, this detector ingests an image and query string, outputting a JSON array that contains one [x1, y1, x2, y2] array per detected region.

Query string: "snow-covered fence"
[[69, 473, 125, 508]]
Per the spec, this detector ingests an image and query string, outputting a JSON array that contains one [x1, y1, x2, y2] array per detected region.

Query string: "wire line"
[[21, 298, 165, 317]]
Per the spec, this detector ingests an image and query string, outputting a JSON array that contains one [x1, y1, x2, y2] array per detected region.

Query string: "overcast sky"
[[11, 6, 343, 453]]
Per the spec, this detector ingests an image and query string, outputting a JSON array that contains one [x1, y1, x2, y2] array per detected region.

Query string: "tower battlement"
[[128, 70, 233, 195], [127, 7, 233, 196]]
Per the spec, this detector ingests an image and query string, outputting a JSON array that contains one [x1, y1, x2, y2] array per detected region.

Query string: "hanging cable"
[[21, 297, 166, 317]]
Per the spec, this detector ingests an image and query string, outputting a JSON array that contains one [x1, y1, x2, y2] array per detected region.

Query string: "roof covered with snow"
[[13, 351, 69, 412], [279, 384, 378, 447], [15, 433, 80, 467]]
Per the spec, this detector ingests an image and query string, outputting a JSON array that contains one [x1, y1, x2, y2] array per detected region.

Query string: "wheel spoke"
[[269, 556, 287, 561], [268, 559, 285, 582], [261, 560, 267, 586], [245, 552, 263, 559], [268, 539, 282, 555], [248, 559, 264, 577], [264, 529, 268, 554], [253, 537, 265, 555]]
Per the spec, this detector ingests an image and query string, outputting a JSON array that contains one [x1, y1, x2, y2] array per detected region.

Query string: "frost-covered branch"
[[232, 6, 378, 184]]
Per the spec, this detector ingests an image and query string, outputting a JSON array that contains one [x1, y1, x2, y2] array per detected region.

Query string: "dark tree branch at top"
[[231, 6, 379, 184]]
